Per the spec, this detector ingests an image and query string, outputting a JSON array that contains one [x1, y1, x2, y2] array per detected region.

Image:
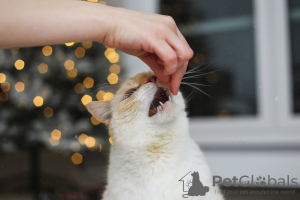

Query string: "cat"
[[87, 71, 224, 200]]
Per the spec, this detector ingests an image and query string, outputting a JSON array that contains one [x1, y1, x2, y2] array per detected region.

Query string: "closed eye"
[[123, 88, 138, 100]]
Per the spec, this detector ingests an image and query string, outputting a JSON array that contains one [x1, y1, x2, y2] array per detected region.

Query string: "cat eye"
[[124, 88, 137, 100]]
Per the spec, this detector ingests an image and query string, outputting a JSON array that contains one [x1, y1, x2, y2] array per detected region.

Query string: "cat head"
[[86, 72, 187, 144]]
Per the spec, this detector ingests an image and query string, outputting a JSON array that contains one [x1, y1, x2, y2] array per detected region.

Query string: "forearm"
[[0, 0, 110, 48]]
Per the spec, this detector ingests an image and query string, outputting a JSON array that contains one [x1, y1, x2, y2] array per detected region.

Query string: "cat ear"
[[86, 101, 112, 125]]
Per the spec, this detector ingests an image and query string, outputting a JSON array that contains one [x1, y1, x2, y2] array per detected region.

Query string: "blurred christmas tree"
[[0, 42, 122, 199]]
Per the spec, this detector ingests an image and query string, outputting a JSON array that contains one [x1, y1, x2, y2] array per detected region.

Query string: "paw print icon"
[[256, 176, 266, 185]]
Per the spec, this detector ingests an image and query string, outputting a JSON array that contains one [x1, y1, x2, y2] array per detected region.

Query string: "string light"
[[14, 59, 25, 70], [87, 0, 98, 2], [33, 96, 44, 107], [74, 47, 85, 58], [81, 94, 92, 106], [64, 59, 75, 71], [1, 82, 10, 92], [96, 90, 105, 101], [107, 73, 118, 84], [42, 46, 53, 56], [38, 63, 48, 74], [0, 73, 6, 83], [43, 107, 53, 118], [109, 64, 121, 74], [15, 82, 25, 92], [71, 153, 83, 165], [109, 136, 114, 145], [83, 77, 94, 88], [65, 42, 75, 47], [103, 92, 114, 101]]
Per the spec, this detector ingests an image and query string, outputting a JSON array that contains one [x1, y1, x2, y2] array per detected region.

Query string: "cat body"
[[87, 72, 223, 200]]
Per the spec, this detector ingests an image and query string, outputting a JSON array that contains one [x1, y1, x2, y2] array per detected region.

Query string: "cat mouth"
[[148, 87, 170, 117]]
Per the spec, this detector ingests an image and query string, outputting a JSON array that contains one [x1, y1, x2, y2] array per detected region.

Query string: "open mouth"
[[148, 87, 170, 117]]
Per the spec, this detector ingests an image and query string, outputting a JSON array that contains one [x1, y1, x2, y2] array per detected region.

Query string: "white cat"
[[87, 72, 224, 200]]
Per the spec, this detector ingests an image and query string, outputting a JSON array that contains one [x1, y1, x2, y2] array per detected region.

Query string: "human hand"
[[100, 6, 193, 95]]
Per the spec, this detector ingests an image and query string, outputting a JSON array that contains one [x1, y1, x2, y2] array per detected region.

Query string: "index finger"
[[170, 61, 188, 95]]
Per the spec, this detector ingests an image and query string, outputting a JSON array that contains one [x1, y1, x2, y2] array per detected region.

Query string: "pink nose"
[[148, 76, 156, 83]]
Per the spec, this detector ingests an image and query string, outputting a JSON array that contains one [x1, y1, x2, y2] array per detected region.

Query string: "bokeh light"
[[38, 63, 48, 74], [107, 73, 118, 84], [1, 82, 10, 92], [49, 138, 59, 146], [0, 73, 6, 83], [65, 42, 75, 47], [109, 64, 121, 74], [71, 153, 83, 165], [0, 92, 8, 102], [103, 92, 114, 101], [42, 46, 53, 56], [81, 94, 92, 106], [51, 129, 61, 140], [109, 136, 113, 145], [85, 137, 96, 148], [33, 96, 44, 107], [78, 133, 88, 145], [67, 68, 78, 79], [96, 90, 105, 101], [14, 59, 25, 70], [90, 116, 101, 125], [64, 59, 75, 71], [43, 107, 53, 118], [75, 47, 85, 58], [83, 77, 94, 88], [74, 83, 85, 94], [82, 41, 93, 49], [15, 82, 25, 92]]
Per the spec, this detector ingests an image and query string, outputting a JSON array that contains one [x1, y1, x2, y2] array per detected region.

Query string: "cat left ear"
[[86, 101, 112, 126]]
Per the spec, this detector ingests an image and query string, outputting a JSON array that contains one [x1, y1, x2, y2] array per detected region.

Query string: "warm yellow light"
[[71, 153, 83, 165], [88, 0, 98, 2], [109, 136, 114, 145], [104, 48, 115, 58], [107, 52, 119, 63], [78, 133, 88, 145], [107, 73, 118, 84], [96, 90, 105, 101], [67, 68, 78, 79], [14, 59, 25, 70], [83, 77, 94, 88], [82, 41, 93, 49], [65, 42, 75, 47], [74, 83, 85, 94], [43, 107, 53, 118], [81, 94, 92, 106], [33, 96, 44, 107], [99, 144, 102, 152], [71, 142, 81, 152], [85, 136, 96, 147], [109, 64, 121, 74], [15, 82, 25, 92], [38, 63, 48, 74], [103, 92, 114, 101], [1, 82, 10, 92], [90, 116, 101, 125], [0, 73, 6, 83], [42, 46, 53, 56], [64, 59, 75, 71], [74, 47, 85, 58], [0, 92, 8, 102], [51, 129, 61, 140], [49, 137, 59, 146]]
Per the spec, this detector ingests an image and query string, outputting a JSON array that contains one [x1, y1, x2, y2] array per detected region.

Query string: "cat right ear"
[[86, 101, 112, 126]]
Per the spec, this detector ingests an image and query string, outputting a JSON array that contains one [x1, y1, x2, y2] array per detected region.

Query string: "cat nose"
[[148, 76, 156, 83]]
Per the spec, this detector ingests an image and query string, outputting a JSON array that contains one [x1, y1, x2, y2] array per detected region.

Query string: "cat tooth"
[[159, 101, 164, 106], [169, 96, 171, 101]]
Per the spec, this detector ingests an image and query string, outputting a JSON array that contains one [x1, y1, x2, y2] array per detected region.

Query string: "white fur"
[[88, 73, 224, 200]]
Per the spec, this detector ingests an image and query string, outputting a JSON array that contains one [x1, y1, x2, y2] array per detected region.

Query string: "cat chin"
[[150, 100, 184, 124]]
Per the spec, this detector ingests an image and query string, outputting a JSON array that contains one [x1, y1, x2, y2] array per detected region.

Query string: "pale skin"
[[0, 0, 193, 95]]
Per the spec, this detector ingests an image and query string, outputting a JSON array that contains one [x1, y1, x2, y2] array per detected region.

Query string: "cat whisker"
[[180, 82, 214, 100]]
